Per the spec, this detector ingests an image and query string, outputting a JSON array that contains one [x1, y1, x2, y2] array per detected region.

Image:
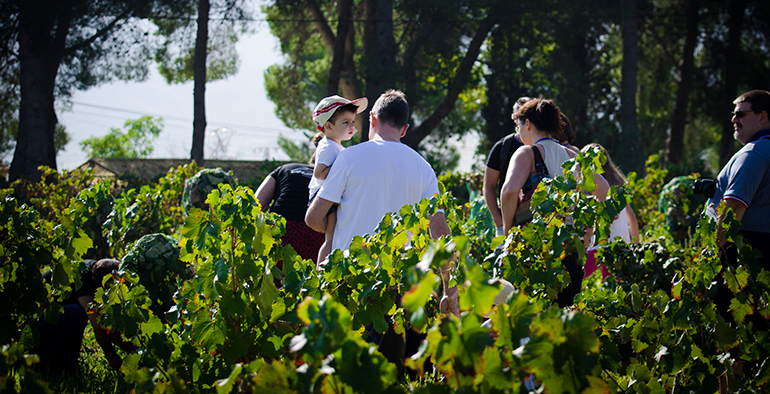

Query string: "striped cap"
[[312, 95, 368, 132]]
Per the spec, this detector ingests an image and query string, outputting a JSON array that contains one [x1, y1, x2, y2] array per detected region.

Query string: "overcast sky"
[[56, 13, 479, 172]]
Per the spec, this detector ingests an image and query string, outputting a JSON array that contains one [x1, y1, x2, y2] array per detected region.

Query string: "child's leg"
[[317, 211, 337, 266]]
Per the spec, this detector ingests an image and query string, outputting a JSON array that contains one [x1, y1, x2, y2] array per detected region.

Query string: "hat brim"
[[348, 97, 368, 114]]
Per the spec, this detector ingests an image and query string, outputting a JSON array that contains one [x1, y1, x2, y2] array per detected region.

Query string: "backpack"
[[514, 146, 549, 226]]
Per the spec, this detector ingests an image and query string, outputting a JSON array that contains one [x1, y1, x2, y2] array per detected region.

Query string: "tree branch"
[[401, 10, 499, 149], [64, 5, 134, 54], [307, 0, 335, 51]]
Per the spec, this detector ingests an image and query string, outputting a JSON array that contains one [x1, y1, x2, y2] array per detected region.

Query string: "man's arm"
[[483, 167, 503, 230], [305, 196, 335, 233], [428, 211, 460, 317], [716, 198, 747, 248]]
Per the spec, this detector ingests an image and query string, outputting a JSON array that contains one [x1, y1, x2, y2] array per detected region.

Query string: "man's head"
[[370, 90, 409, 140], [511, 97, 532, 120], [732, 90, 770, 145]]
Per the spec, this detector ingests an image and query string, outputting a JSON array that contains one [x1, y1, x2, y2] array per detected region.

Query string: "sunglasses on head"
[[732, 110, 759, 119]]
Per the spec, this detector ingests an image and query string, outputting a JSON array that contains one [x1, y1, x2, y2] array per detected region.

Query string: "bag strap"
[[531, 145, 549, 176]]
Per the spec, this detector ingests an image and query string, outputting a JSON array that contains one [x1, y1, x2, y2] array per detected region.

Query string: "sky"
[[56, 12, 479, 172]]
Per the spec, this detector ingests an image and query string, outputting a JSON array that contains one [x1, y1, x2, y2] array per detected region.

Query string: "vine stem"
[[329, 275, 351, 296], [602, 367, 625, 393]]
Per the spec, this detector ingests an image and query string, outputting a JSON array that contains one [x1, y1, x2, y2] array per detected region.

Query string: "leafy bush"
[[1, 151, 769, 393], [182, 168, 237, 213]]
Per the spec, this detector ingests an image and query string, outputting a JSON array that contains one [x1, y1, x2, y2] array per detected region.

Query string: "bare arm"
[[305, 196, 335, 233], [626, 204, 639, 243], [313, 163, 331, 180], [255, 176, 277, 211], [483, 167, 503, 228], [429, 212, 459, 317], [500, 147, 534, 234], [716, 198, 747, 248], [591, 173, 609, 202], [78, 295, 123, 369]]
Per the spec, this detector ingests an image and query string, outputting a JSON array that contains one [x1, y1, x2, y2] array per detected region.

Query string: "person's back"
[[267, 163, 314, 222], [321, 139, 438, 251]]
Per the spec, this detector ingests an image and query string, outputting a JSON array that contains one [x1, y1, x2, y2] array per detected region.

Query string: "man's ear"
[[369, 112, 377, 128], [400, 124, 409, 138]]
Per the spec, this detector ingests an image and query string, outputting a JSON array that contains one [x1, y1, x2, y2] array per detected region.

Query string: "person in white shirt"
[[305, 89, 458, 372]]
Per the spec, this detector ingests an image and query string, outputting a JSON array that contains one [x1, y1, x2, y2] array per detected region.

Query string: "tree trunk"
[[309, 0, 358, 100], [327, 0, 353, 96], [666, 0, 698, 166], [719, 0, 745, 166], [401, 11, 499, 149], [191, 0, 209, 167], [362, 0, 396, 142], [10, 1, 67, 181], [619, 0, 640, 171]]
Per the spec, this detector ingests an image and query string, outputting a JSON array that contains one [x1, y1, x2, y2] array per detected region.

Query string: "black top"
[[486, 133, 524, 193], [267, 163, 314, 222]]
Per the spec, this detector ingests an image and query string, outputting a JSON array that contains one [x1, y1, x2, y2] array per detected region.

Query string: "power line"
[[70, 101, 301, 135]]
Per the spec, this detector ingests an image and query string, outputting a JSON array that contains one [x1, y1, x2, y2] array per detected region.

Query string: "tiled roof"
[[77, 158, 288, 183]]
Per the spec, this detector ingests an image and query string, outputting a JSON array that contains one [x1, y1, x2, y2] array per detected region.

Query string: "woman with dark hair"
[[500, 98, 572, 232], [500, 98, 608, 307], [256, 160, 325, 265]]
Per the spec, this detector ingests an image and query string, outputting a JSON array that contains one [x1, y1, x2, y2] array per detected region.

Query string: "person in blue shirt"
[[706, 89, 770, 265], [707, 90, 770, 334]]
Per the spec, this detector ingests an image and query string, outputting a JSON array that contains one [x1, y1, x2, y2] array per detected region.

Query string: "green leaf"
[[729, 297, 753, 324], [214, 258, 229, 282], [756, 270, 770, 290], [257, 271, 281, 319], [402, 271, 437, 311], [192, 319, 226, 350], [724, 266, 750, 293], [140, 315, 163, 336], [71, 228, 93, 256], [216, 364, 243, 394], [458, 265, 501, 317]]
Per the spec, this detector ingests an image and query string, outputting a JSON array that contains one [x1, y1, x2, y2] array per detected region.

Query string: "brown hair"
[[327, 103, 359, 126], [733, 90, 770, 114], [560, 113, 576, 144], [92, 258, 120, 288], [581, 143, 626, 187], [513, 98, 566, 142], [308, 132, 325, 164], [371, 90, 409, 129]]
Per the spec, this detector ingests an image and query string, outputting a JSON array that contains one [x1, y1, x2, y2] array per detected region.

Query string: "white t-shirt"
[[308, 137, 344, 197], [588, 206, 631, 250], [318, 139, 440, 251], [609, 206, 631, 243]]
